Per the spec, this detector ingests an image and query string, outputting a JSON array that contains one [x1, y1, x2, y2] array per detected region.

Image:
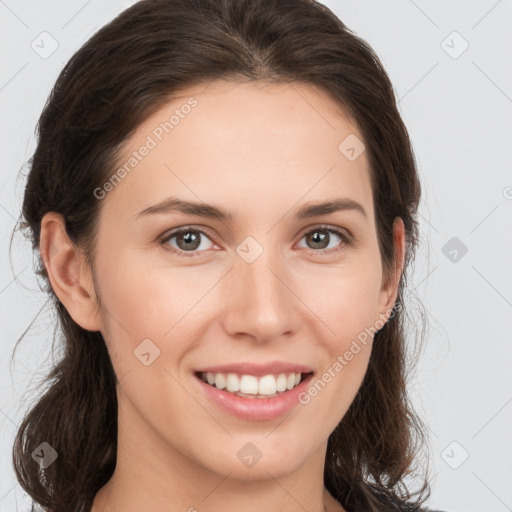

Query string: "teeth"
[[202, 371, 306, 396], [276, 373, 287, 392], [226, 373, 240, 392], [214, 373, 226, 390], [258, 375, 276, 395], [240, 375, 259, 394]]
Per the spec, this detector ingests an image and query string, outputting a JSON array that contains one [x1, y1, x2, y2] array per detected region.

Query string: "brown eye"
[[297, 226, 351, 254], [305, 229, 330, 250], [161, 227, 215, 257], [175, 230, 201, 251]]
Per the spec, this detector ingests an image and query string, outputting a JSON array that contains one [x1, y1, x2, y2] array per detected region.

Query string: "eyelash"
[[159, 224, 352, 259]]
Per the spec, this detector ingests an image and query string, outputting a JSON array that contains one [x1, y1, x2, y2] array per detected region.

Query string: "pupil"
[[178, 231, 200, 250], [309, 230, 328, 249], [176, 230, 330, 251]]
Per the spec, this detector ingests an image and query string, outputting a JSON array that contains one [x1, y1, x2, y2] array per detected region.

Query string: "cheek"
[[294, 263, 380, 422], [299, 343, 372, 446], [95, 250, 223, 375], [97, 249, 204, 333], [299, 290, 375, 435], [302, 258, 383, 341]]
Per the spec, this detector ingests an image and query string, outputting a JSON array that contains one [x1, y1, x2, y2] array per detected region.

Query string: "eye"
[[296, 225, 351, 254], [160, 227, 216, 258], [159, 224, 352, 259]]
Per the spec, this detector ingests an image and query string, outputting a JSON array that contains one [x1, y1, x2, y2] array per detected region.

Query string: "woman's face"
[[80, 81, 403, 482]]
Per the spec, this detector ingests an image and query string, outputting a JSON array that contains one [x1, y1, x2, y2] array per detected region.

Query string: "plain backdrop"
[[1, 1, 511, 511]]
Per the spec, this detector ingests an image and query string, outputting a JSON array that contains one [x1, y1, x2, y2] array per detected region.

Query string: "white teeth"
[[276, 374, 287, 392], [240, 375, 259, 394], [226, 373, 240, 392], [202, 371, 306, 396], [258, 375, 276, 395], [214, 373, 226, 390]]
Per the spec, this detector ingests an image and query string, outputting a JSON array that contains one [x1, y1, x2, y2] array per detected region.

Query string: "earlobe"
[[377, 216, 406, 323], [39, 212, 102, 332]]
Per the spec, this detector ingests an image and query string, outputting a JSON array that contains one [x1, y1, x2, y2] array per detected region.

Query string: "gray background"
[[1, 1, 511, 511]]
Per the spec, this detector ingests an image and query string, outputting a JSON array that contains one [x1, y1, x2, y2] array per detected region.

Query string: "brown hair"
[[12, 0, 429, 510]]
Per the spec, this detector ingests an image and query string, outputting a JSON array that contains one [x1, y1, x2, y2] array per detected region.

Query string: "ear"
[[376, 216, 406, 324], [39, 212, 103, 332]]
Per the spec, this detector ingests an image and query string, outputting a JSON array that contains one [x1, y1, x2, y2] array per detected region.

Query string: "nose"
[[222, 246, 298, 344]]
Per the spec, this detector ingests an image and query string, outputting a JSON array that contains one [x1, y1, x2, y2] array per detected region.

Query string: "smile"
[[196, 371, 311, 398]]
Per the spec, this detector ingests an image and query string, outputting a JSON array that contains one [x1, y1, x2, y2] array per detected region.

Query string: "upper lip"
[[195, 361, 314, 377]]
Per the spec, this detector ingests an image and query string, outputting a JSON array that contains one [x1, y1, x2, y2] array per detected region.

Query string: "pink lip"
[[194, 361, 313, 377], [194, 372, 314, 421]]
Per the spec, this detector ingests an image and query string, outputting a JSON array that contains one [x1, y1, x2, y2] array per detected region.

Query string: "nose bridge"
[[224, 240, 295, 341]]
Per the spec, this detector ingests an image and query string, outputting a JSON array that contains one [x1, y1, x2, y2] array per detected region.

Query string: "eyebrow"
[[136, 196, 367, 220]]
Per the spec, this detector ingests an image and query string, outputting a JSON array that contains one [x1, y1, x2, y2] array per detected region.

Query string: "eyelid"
[[294, 224, 353, 253], [159, 223, 353, 258], [296, 223, 352, 241], [159, 225, 218, 254]]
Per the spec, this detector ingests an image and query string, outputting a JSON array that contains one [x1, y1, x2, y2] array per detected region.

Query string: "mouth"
[[194, 370, 314, 399]]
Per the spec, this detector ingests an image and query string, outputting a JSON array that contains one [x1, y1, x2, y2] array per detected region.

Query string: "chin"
[[202, 440, 311, 481]]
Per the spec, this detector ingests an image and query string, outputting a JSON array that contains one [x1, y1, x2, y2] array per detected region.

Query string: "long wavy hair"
[[11, 0, 430, 510]]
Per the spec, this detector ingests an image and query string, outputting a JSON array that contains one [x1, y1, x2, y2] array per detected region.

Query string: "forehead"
[[100, 80, 373, 226]]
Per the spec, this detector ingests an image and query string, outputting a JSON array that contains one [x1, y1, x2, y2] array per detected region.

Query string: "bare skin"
[[40, 80, 405, 512]]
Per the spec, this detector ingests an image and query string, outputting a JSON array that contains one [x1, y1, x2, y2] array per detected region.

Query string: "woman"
[[12, 0, 444, 510]]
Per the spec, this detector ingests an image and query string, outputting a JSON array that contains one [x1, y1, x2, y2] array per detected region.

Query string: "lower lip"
[[195, 373, 314, 421]]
